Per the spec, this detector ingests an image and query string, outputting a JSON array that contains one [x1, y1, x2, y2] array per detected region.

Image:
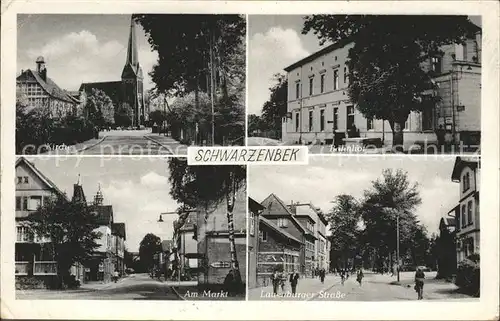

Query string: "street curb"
[[143, 135, 175, 155], [72, 135, 107, 154], [171, 286, 187, 301]]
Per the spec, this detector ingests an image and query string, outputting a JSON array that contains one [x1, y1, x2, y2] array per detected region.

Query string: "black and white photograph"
[[16, 14, 246, 155], [15, 157, 247, 300], [248, 156, 480, 301], [247, 15, 482, 154]]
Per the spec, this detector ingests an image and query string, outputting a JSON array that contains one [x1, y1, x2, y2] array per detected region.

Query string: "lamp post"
[[396, 210, 400, 283]]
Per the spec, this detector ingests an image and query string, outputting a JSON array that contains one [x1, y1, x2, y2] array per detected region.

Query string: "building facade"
[[450, 157, 480, 263], [15, 158, 62, 288], [79, 16, 146, 127], [282, 30, 481, 150], [17, 57, 80, 118]]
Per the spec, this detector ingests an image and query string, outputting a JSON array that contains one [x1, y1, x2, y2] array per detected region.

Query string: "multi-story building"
[[17, 57, 80, 118], [112, 223, 126, 276], [15, 157, 62, 287], [450, 157, 480, 263], [248, 197, 303, 288], [177, 186, 247, 286], [282, 28, 481, 150], [289, 203, 330, 273]]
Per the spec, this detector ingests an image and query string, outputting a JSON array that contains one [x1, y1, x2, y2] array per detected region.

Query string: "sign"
[[210, 261, 231, 268]]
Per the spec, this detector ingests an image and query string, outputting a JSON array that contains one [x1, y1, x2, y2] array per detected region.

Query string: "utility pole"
[[396, 211, 400, 283], [209, 29, 216, 146]]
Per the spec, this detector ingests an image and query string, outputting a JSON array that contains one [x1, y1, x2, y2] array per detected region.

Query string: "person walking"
[[414, 267, 425, 300], [290, 271, 300, 295], [356, 269, 364, 286], [340, 269, 346, 286], [278, 270, 286, 293], [271, 270, 280, 295], [319, 268, 326, 284], [113, 269, 119, 283]]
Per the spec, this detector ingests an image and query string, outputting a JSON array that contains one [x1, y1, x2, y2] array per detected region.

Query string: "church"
[[79, 16, 146, 128]]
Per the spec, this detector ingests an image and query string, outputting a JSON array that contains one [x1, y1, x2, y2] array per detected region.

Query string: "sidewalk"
[[248, 275, 339, 300], [143, 134, 188, 155]]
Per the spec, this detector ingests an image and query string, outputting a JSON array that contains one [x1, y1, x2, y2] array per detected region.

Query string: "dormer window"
[[278, 218, 288, 228]]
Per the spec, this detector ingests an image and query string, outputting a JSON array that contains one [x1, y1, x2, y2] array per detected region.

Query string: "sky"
[[25, 157, 180, 252], [248, 15, 482, 116], [17, 14, 158, 92], [249, 156, 461, 235]]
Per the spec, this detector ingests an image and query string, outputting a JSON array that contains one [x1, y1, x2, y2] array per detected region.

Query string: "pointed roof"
[[451, 157, 479, 182], [122, 16, 143, 79], [15, 157, 66, 198], [72, 183, 86, 204], [17, 69, 79, 104], [260, 193, 308, 233]]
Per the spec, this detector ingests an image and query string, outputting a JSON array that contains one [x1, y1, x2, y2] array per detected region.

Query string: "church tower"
[[121, 16, 145, 127], [94, 184, 104, 206]]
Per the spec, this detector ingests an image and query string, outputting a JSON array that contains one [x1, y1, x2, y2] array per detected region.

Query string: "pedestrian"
[[290, 271, 300, 295], [356, 269, 364, 286], [271, 270, 280, 295], [113, 269, 119, 283], [340, 269, 345, 286], [436, 124, 445, 153], [320, 268, 325, 284], [414, 267, 425, 300], [278, 270, 286, 293]]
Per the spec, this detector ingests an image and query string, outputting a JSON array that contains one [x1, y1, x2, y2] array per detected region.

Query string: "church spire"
[[126, 16, 138, 68], [94, 183, 104, 206]]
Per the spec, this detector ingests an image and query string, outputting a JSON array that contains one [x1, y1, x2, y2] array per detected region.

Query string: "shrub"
[[455, 254, 480, 297]]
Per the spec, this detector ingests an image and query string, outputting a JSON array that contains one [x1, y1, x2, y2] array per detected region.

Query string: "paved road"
[[43, 130, 188, 155], [250, 271, 476, 301], [16, 274, 181, 300]]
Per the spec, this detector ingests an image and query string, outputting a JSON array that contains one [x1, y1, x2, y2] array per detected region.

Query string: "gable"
[[261, 194, 292, 216], [15, 158, 62, 194]]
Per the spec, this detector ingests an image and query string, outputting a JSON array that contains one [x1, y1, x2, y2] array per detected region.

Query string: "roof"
[[440, 217, 456, 229], [249, 197, 265, 213], [261, 193, 308, 233], [112, 223, 126, 239], [260, 216, 303, 245], [451, 157, 479, 182], [72, 184, 86, 204], [15, 157, 66, 198], [79, 81, 122, 106], [17, 69, 79, 104], [93, 205, 114, 226], [284, 38, 353, 72]]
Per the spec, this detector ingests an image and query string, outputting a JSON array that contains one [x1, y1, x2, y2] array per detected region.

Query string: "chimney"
[[36, 56, 47, 81]]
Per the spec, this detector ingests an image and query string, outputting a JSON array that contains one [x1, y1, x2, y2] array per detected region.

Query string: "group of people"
[[313, 267, 327, 283], [271, 270, 300, 295]]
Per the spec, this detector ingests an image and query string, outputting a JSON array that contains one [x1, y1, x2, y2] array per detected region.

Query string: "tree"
[[149, 110, 166, 126], [139, 233, 162, 272], [360, 169, 422, 269], [248, 114, 264, 136], [86, 88, 115, 127], [260, 74, 288, 138], [326, 194, 362, 269], [115, 102, 133, 127], [25, 194, 101, 289], [302, 15, 479, 149], [167, 158, 246, 288]]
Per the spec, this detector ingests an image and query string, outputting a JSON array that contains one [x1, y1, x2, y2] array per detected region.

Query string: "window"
[[320, 74, 325, 93], [463, 172, 471, 192], [333, 69, 339, 90], [16, 196, 22, 210], [431, 56, 442, 73], [17, 177, 22, 184], [23, 197, 28, 211], [24, 177, 29, 184], [467, 200, 473, 225], [309, 78, 314, 96], [16, 226, 33, 242], [249, 212, 255, 236], [367, 118, 374, 130], [278, 218, 288, 228], [344, 66, 348, 84], [262, 230, 267, 242], [404, 118, 410, 130], [28, 196, 42, 211], [333, 108, 338, 130], [295, 82, 300, 99], [461, 205, 466, 228], [306, 221, 314, 232], [320, 109, 325, 131], [308, 110, 314, 132], [347, 106, 355, 130], [295, 112, 300, 132], [422, 107, 433, 131]]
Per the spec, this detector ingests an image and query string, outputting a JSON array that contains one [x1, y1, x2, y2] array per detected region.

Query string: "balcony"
[[15, 261, 30, 275], [34, 261, 57, 275], [15, 261, 57, 276]]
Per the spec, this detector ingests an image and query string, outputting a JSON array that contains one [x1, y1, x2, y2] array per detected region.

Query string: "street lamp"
[[396, 210, 400, 283]]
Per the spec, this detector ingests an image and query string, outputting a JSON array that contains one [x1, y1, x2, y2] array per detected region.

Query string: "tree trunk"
[[226, 171, 242, 286], [209, 30, 216, 146], [391, 121, 405, 152]]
